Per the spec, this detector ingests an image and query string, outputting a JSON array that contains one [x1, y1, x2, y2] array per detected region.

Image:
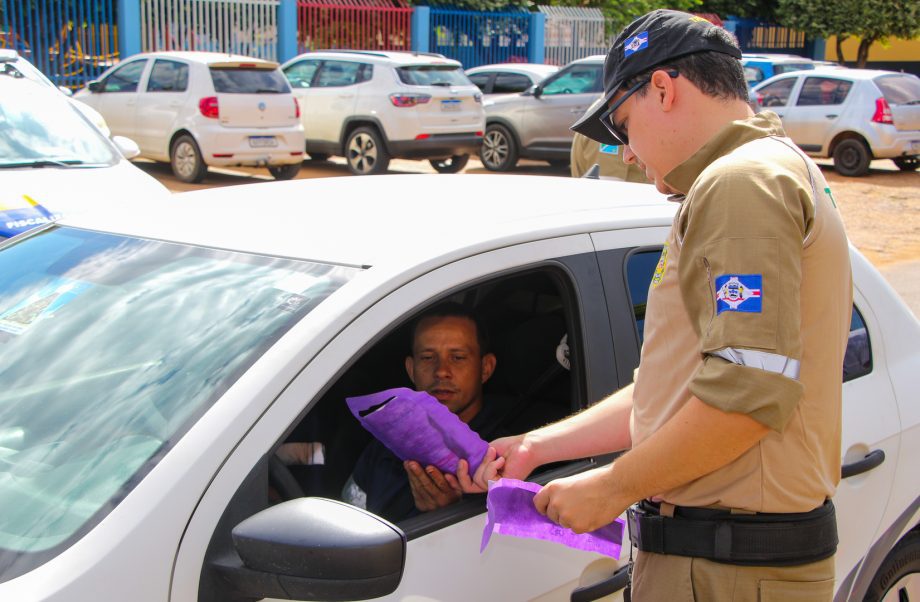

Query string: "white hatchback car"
[[75, 51, 304, 183], [465, 62, 559, 97], [0, 174, 917, 602], [281, 50, 485, 175], [753, 68, 920, 176]]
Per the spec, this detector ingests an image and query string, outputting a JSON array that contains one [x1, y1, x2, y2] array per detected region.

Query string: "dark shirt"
[[351, 394, 514, 523]]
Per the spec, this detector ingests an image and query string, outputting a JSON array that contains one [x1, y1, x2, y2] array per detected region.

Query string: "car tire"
[[832, 138, 871, 177], [480, 124, 518, 172], [345, 127, 390, 175], [893, 157, 919, 172], [863, 531, 920, 602], [268, 164, 302, 180], [307, 152, 330, 162], [429, 154, 469, 174], [170, 134, 208, 183]]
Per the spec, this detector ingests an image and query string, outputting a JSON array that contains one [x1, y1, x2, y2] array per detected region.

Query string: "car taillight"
[[755, 92, 764, 107], [294, 97, 301, 119], [872, 97, 893, 124], [199, 96, 219, 119], [389, 93, 431, 108]]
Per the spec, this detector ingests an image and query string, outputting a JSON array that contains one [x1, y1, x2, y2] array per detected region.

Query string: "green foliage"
[[698, 0, 776, 21], [412, 0, 531, 11], [539, 0, 702, 35]]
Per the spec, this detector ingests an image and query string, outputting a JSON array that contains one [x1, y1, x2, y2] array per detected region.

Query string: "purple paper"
[[481, 478, 624, 557], [346, 387, 489, 475]]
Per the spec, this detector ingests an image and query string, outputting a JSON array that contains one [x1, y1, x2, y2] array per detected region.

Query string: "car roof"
[[466, 63, 559, 76], [742, 53, 814, 62], [60, 175, 673, 269], [284, 50, 462, 67], [755, 67, 913, 88], [570, 55, 605, 65], [129, 51, 280, 67]]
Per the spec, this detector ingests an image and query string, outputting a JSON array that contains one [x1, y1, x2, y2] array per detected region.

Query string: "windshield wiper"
[[0, 159, 86, 169]]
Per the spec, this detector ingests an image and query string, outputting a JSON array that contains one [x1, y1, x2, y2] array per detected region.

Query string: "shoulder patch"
[[715, 274, 762, 313]]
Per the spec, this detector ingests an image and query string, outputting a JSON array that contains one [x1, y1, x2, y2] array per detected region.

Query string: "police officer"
[[460, 9, 852, 600], [570, 98, 649, 183]]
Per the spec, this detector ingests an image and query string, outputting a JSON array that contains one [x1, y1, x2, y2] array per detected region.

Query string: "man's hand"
[[457, 435, 543, 494], [404, 461, 462, 512], [533, 465, 630, 534]]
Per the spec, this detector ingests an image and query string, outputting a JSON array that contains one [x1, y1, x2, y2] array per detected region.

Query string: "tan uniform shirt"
[[631, 112, 852, 513], [570, 133, 649, 182]]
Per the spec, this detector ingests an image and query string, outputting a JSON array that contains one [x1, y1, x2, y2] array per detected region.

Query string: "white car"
[[75, 51, 304, 183], [465, 63, 559, 96], [281, 50, 485, 175], [753, 68, 920, 176], [0, 175, 916, 602], [0, 75, 168, 240]]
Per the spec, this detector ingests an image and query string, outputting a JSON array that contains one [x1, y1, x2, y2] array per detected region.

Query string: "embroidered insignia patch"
[[599, 143, 619, 156], [715, 274, 762, 313], [651, 243, 669, 288], [624, 32, 649, 57]]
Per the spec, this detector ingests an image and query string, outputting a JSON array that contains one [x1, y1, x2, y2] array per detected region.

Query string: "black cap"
[[571, 10, 741, 146]]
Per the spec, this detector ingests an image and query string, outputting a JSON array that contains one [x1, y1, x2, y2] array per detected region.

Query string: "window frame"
[[101, 59, 148, 93]]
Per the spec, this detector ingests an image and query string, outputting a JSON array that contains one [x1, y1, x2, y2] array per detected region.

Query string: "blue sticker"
[[599, 143, 619, 155], [715, 274, 762, 314], [624, 32, 649, 57]]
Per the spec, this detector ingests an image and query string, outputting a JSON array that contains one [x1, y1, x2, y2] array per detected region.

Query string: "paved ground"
[[136, 156, 919, 317]]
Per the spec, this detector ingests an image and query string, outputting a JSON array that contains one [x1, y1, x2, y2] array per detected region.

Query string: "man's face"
[[405, 315, 496, 423]]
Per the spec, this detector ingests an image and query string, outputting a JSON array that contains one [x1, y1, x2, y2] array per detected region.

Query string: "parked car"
[[480, 55, 604, 171], [0, 48, 110, 135], [465, 62, 559, 96], [0, 75, 168, 240], [753, 68, 920, 175], [75, 51, 304, 183], [0, 174, 916, 602], [742, 53, 816, 88], [280, 50, 484, 175]]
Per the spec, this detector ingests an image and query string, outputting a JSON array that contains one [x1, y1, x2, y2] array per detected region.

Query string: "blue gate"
[[1, 0, 118, 90], [429, 8, 532, 68]]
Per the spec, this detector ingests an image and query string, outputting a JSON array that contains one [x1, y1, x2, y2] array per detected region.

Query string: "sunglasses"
[[599, 69, 679, 146]]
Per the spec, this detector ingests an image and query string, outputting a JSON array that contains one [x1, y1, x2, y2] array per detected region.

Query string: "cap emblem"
[[624, 31, 649, 57]]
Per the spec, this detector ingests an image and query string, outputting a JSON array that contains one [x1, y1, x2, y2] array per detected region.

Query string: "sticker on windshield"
[[0, 277, 92, 336]]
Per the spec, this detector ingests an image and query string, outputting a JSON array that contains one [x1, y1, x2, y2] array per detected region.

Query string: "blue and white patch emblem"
[[715, 274, 762, 314], [624, 32, 649, 57], [599, 143, 619, 155]]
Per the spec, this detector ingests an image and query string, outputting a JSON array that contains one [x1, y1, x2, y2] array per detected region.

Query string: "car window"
[[874, 74, 920, 105], [774, 63, 814, 75], [541, 64, 601, 96], [396, 64, 471, 86], [315, 60, 362, 88], [843, 307, 872, 382], [209, 67, 290, 94], [758, 77, 797, 107], [284, 59, 320, 89], [102, 59, 147, 93], [0, 227, 358, 577], [467, 72, 492, 92], [744, 65, 765, 86], [797, 77, 853, 106], [146, 59, 189, 93], [493, 72, 532, 94]]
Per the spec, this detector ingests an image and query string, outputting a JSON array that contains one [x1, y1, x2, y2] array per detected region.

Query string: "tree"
[[698, 0, 777, 22], [776, 0, 920, 67], [540, 0, 702, 36]]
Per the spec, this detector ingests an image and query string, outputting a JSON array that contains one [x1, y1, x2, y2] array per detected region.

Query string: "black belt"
[[626, 499, 838, 566]]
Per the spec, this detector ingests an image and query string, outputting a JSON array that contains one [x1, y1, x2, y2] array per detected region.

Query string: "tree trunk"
[[836, 35, 848, 64], [857, 38, 873, 68]]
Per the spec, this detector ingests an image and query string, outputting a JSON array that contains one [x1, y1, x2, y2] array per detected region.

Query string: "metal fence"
[[429, 8, 532, 68], [297, 0, 412, 53], [728, 18, 810, 56], [539, 6, 607, 66], [0, 0, 118, 89], [140, 0, 279, 60]]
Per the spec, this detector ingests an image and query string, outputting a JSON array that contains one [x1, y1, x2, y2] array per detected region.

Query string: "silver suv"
[[281, 51, 484, 175], [479, 55, 603, 171]]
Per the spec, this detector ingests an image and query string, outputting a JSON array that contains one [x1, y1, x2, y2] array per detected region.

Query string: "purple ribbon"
[[481, 478, 624, 557], [345, 387, 489, 475]]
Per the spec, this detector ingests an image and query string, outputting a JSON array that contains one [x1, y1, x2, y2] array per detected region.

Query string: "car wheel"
[[429, 154, 469, 174], [307, 152, 330, 162], [170, 134, 208, 183], [268, 164, 302, 180], [893, 157, 919, 172], [832, 138, 871, 177], [345, 127, 390, 175], [863, 531, 920, 602], [480, 124, 518, 172]]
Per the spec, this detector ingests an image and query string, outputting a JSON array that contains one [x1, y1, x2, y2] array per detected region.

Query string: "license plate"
[[440, 99, 461, 112], [249, 136, 278, 148]]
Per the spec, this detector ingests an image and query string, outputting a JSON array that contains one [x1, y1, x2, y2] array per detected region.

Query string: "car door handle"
[[169, 101, 181, 107], [825, 114, 838, 119], [570, 565, 630, 602], [338, 94, 354, 99], [842, 449, 885, 478]]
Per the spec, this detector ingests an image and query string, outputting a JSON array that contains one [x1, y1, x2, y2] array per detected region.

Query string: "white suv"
[[75, 52, 304, 183], [281, 51, 485, 175]]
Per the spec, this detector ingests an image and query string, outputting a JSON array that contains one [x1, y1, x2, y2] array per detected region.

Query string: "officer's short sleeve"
[[677, 164, 813, 431]]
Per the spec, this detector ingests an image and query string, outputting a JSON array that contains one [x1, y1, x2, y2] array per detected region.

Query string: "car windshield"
[[0, 81, 118, 167], [209, 67, 291, 93], [396, 64, 471, 86], [0, 227, 358, 579], [874, 74, 920, 105]]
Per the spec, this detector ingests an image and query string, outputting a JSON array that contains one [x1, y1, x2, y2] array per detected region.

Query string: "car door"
[[783, 75, 854, 154], [87, 58, 149, 139], [173, 234, 643, 602], [304, 60, 364, 143], [134, 58, 190, 157], [282, 58, 321, 142], [520, 63, 602, 150]]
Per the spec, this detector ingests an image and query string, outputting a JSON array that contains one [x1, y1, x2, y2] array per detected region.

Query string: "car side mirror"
[[211, 498, 406, 601], [87, 79, 103, 93], [112, 136, 141, 160], [531, 84, 543, 98]]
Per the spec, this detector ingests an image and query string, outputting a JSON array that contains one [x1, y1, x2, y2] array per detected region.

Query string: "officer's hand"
[[533, 465, 627, 534], [404, 461, 462, 512], [457, 447, 503, 494]]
